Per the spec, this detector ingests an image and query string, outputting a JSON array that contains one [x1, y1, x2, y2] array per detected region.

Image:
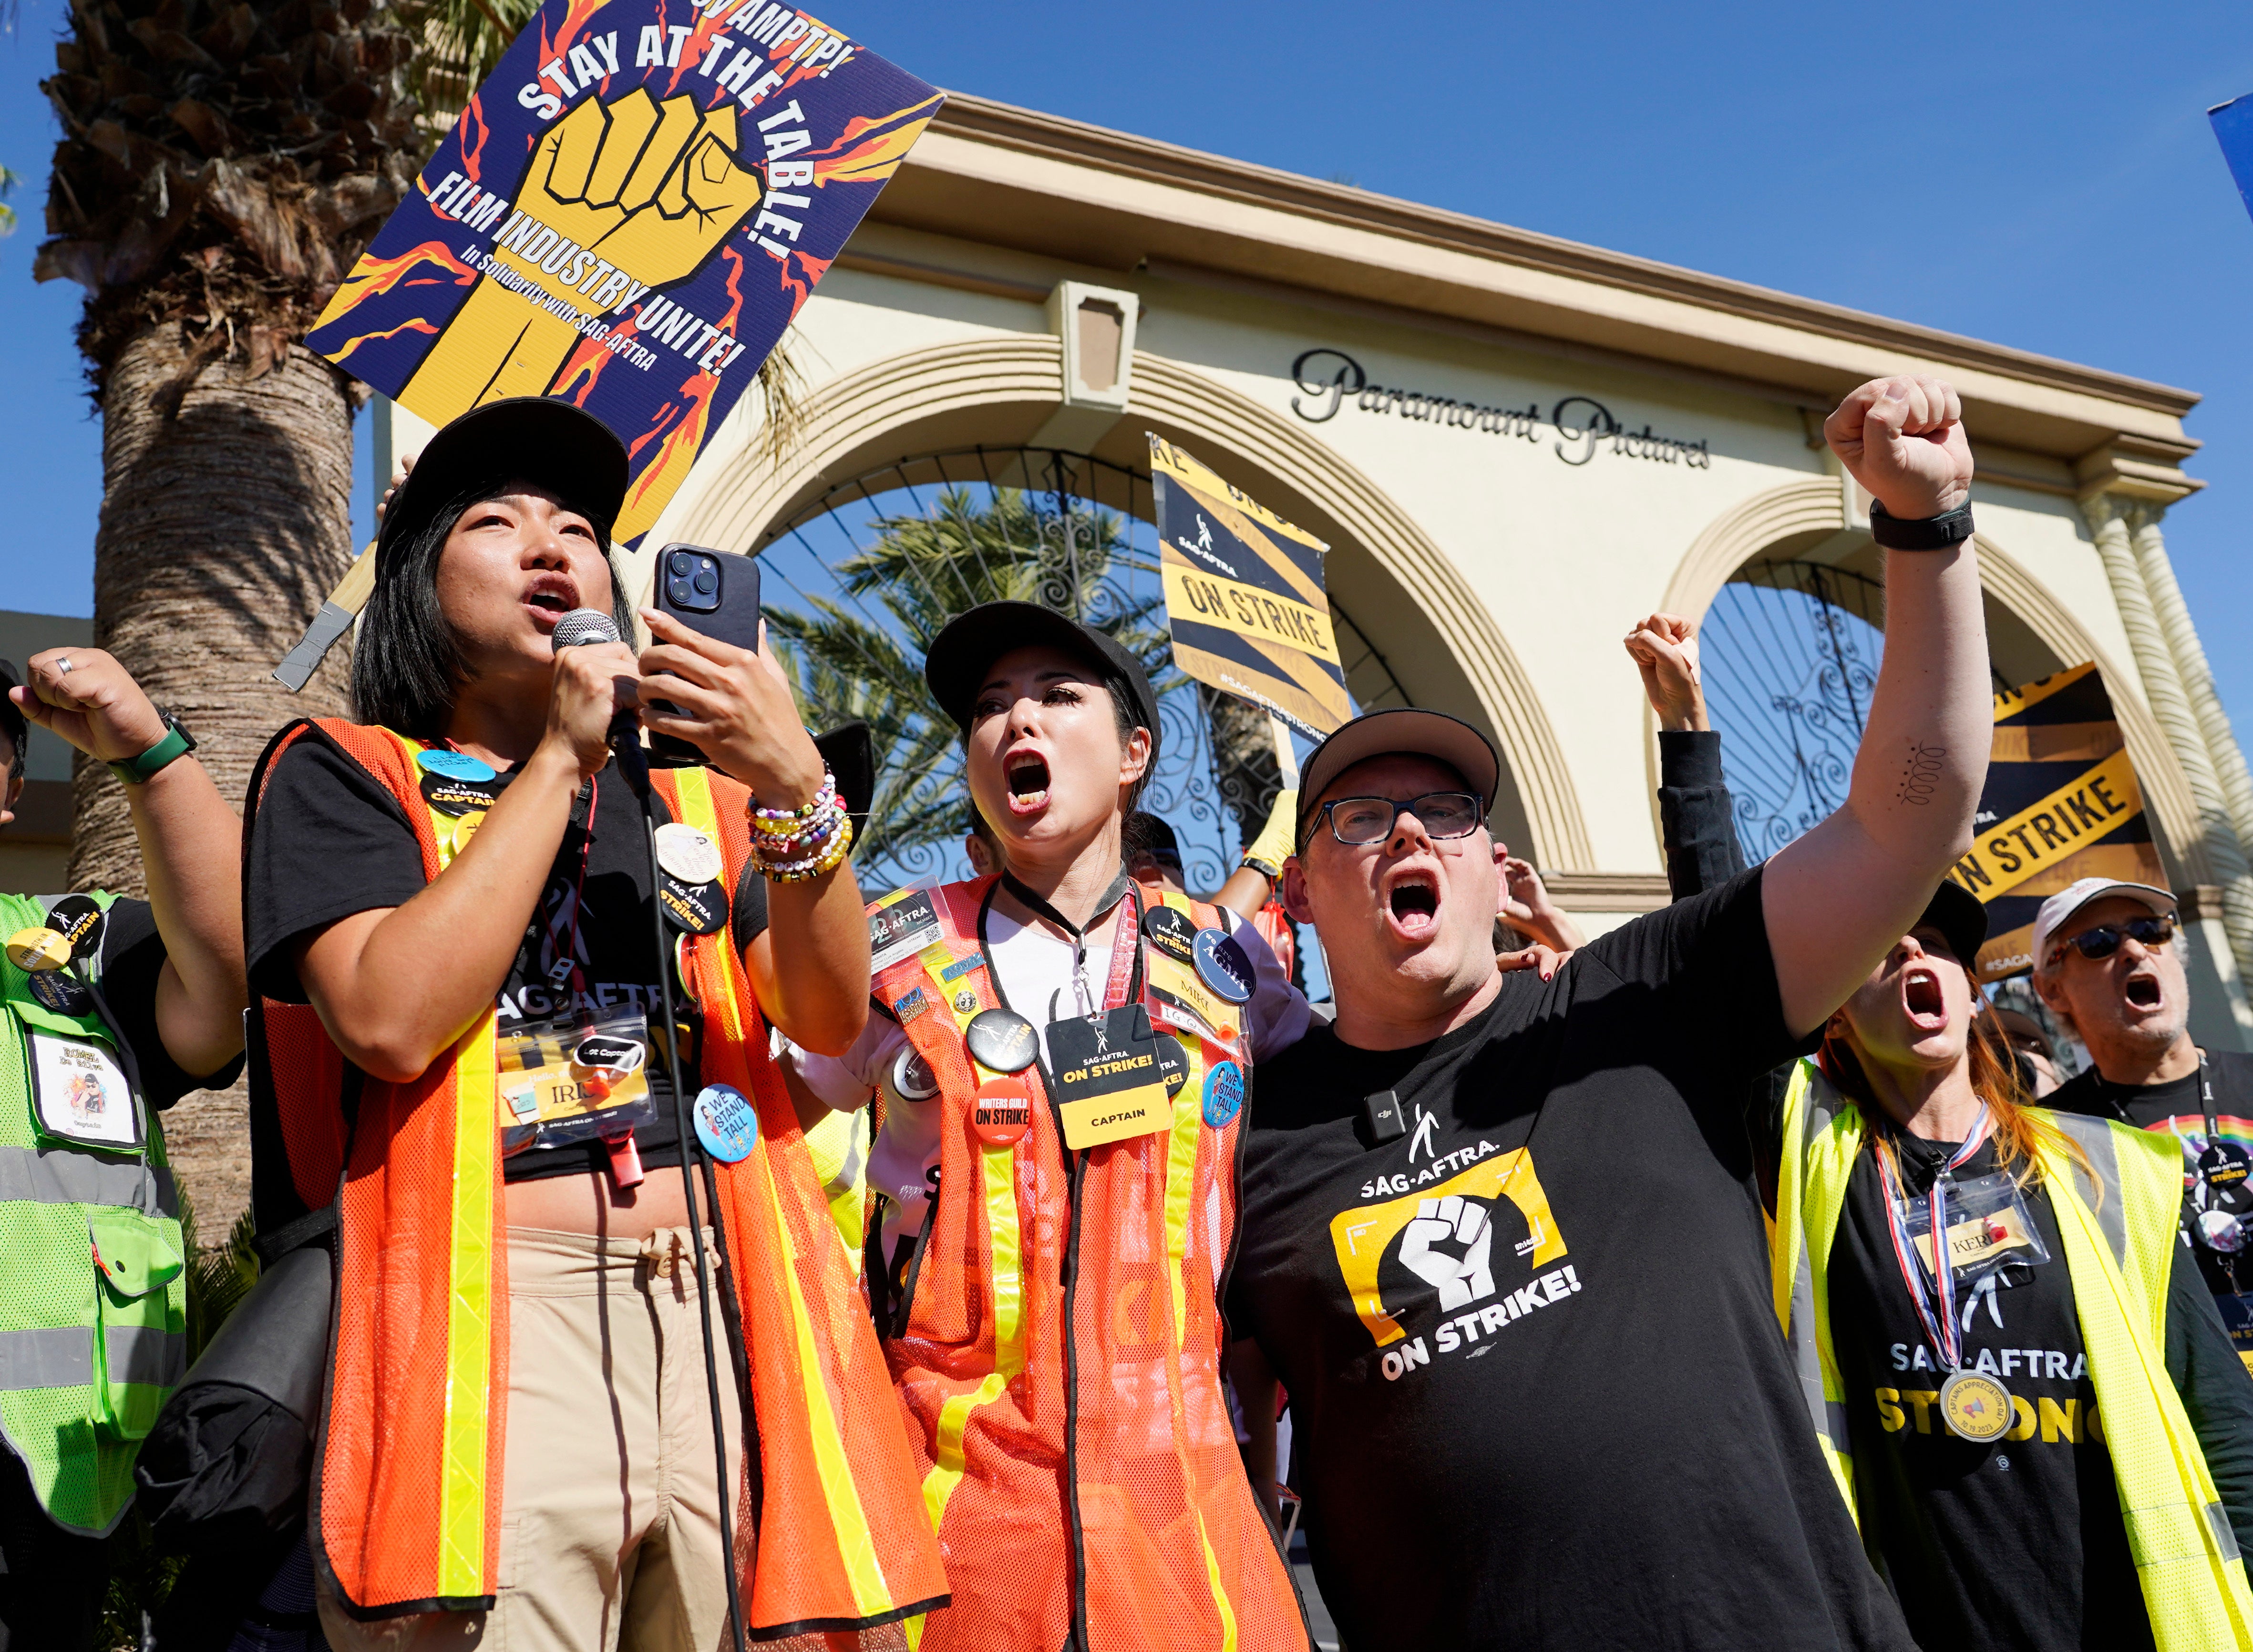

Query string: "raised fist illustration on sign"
[[1399, 1194, 1495, 1312], [402, 88, 766, 425]]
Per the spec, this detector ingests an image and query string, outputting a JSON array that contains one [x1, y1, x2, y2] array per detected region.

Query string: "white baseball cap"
[[2029, 878, 2177, 972]]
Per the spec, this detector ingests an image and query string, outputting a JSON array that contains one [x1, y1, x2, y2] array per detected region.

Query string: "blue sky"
[[6, 2, 2253, 735]]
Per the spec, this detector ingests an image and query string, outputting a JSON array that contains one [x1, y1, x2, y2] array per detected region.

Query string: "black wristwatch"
[[108, 709, 198, 786], [1869, 500, 1975, 551]]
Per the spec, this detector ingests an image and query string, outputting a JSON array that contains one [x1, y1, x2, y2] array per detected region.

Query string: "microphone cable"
[[556, 607, 752, 1652]]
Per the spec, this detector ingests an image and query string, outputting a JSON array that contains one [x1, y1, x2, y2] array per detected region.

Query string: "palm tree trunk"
[[71, 321, 358, 1231]]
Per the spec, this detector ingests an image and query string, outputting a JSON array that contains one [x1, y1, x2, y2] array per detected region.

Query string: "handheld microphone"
[[551, 607, 648, 792]]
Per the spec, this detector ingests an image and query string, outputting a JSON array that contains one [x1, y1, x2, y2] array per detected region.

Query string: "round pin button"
[[6, 927, 71, 973], [965, 1007, 1039, 1074], [654, 823, 724, 887], [45, 895, 105, 963], [1142, 903, 1199, 963], [972, 1076, 1032, 1148], [1202, 1060, 1245, 1129], [692, 1084, 759, 1163], [659, 875, 728, 935], [417, 748, 497, 783], [892, 1048, 941, 1102], [1193, 929, 1254, 1005], [26, 970, 92, 1015]]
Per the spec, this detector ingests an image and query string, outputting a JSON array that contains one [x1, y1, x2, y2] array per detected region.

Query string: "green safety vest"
[[0, 890, 185, 1536], [1773, 1058, 2253, 1649]]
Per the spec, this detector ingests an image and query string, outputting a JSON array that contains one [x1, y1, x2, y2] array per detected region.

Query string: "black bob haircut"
[[352, 478, 636, 739]]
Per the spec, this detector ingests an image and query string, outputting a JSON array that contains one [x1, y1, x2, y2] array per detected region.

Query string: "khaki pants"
[[318, 1225, 745, 1652]]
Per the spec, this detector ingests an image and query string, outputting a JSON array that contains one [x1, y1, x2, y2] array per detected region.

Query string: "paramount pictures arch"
[[386, 92, 2253, 1050]]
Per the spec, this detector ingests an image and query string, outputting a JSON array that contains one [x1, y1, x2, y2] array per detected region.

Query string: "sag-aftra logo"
[[1327, 1141, 1585, 1382]]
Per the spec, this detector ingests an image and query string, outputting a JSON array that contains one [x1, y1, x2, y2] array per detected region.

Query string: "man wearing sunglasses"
[[2038, 878, 2253, 1372], [1221, 375, 1993, 1652]]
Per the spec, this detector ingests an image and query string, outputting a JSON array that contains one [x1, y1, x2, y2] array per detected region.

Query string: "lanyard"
[[2201, 1049, 2219, 1144], [1875, 1108, 1995, 1375], [1000, 867, 1134, 1017]]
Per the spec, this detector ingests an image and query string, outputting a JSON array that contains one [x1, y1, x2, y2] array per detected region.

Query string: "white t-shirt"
[[791, 894, 1308, 1265]]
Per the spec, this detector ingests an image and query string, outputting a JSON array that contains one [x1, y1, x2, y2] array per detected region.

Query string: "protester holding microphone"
[[239, 398, 942, 1649]]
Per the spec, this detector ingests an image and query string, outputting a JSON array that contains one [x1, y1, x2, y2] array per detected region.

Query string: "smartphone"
[[647, 543, 763, 762]]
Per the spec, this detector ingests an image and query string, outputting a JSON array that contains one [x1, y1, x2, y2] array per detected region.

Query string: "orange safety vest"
[[243, 718, 947, 1634], [872, 876, 1307, 1652]]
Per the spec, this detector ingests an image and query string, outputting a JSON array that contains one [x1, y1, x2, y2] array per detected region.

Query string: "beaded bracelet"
[[760, 814, 854, 882], [750, 771, 838, 838]]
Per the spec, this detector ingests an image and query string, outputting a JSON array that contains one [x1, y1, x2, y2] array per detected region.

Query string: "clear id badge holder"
[[1903, 1169, 2049, 1290], [497, 1005, 658, 1173]]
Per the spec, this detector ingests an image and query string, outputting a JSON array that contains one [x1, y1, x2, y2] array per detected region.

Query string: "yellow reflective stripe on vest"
[[671, 768, 893, 1619], [436, 1005, 499, 1599], [1148, 890, 1237, 1652], [1157, 891, 1208, 1347], [915, 907, 1028, 1538], [2041, 1115, 2253, 1649], [1777, 1060, 1859, 1519], [370, 731, 500, 1598]]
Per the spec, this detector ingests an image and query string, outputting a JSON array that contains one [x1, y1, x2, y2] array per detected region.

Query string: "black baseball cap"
[[376, 398, 629, 575], [923, 602, 1161, 751], [1918, 878, 1989, 970], [1295, 708, 1503, 844]]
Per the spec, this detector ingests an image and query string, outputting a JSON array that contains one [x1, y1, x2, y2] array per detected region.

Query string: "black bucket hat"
[[923, 602, 1161, 755], [375, 398, 629, 576]]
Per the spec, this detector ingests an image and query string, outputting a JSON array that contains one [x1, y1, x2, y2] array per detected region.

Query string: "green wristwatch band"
[[108, 719, 195, 786]]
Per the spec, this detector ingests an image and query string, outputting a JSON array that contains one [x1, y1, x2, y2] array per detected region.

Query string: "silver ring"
[[53, 657, 72, 675]]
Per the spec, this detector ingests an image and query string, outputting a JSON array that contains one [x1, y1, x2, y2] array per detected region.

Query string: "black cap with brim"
[[1295, 709, 1503, 844], [376, 398, 629, 575], [923, 602, 1161, 749], [1919, 878, 1990, 972]]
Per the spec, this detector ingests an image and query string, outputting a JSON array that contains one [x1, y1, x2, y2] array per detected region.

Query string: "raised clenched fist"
[[531, 90, 764, 291], [401, 89, 765, 423], [1823, 375, 1974, 523], [1399, 1193, 1495, 1312]]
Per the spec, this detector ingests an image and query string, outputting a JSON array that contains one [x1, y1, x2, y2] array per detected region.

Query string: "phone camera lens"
[[669, 551, 695, 576], [667, 576, 692, 604], [692, 564, 718, 595]]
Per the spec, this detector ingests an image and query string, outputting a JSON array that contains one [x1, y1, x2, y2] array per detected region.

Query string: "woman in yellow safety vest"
[[239, 397, 942, 1648], [1772, 876, 2253, 1651]]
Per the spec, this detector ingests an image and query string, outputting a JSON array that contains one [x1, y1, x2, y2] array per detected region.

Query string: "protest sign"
[[1149, 435, 1352, 739], [1947, 662, 2166, 981], [307, 1, 940, 550]]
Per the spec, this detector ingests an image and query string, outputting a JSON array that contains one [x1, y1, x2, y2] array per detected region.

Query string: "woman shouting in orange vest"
[[789, 602, 1314, 1652], [238, 398, 943, 1651]]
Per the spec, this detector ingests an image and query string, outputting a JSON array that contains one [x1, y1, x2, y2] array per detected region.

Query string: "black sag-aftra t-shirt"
[[245, 739, 767, 1181], [2053, 1050, 2253, 1367], [1824, 1129, 2253, 1651], [1224, 868, 1914, 1652]]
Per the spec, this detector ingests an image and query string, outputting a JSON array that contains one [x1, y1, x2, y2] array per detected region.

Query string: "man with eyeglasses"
[[2037, 878, 2253, 1372], [1220, 375, 1993, 1652]]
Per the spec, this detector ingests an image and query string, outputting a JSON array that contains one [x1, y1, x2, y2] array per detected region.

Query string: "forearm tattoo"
[[1896, 741, 1946, 806]]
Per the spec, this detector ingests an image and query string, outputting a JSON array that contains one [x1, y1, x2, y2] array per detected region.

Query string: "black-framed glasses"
[[2047, 914, 2176, 969], [1303, 792, 1486, 849]]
